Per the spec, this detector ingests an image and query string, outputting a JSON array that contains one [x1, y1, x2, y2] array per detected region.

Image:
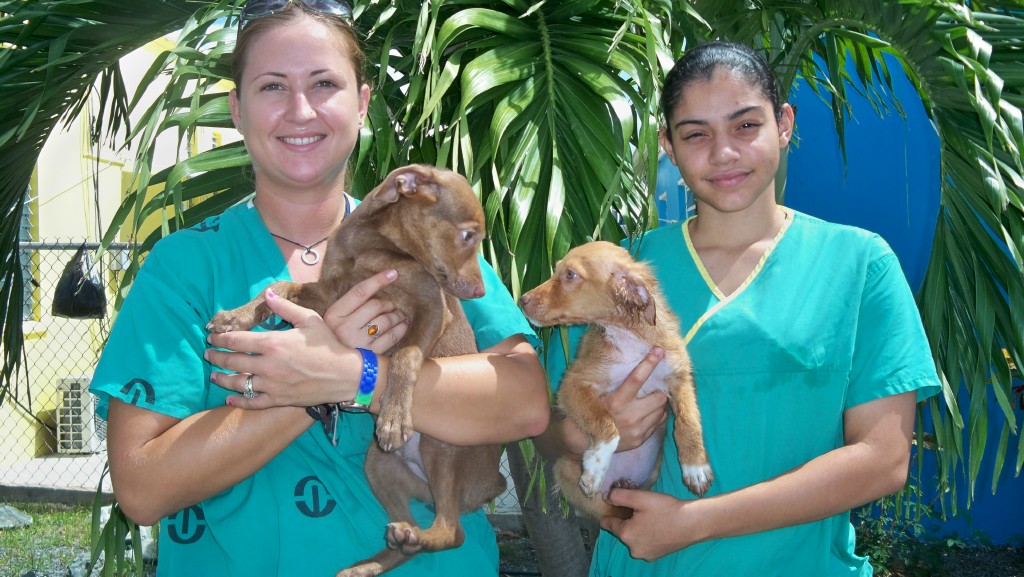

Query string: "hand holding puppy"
[[601, 347, 670, 453], [207, 269, 405, 410], [601, 488, 703, 561]]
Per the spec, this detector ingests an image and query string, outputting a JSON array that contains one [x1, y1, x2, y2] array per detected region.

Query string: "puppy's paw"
[[386, 522, 422, 555], [579, 471, 601, 498], [682, 463, 714, 497], [611, 478, 640, 490], [580, 436, 618, 498], [207, 301, 271, 334], [375, 407, 413, 452], [206, 311, 247, 333]]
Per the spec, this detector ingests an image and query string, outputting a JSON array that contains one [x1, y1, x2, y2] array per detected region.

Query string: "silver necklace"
[[270, 233, 329, 265], [265, 195, 351, 266]]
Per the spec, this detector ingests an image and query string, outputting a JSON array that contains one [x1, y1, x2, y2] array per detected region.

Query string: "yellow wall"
[[1, 105, 123, 467]]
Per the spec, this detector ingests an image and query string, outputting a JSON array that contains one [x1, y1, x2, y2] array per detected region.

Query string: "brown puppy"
[[519, 240, 712, 520], [208, 165, 506, 577]]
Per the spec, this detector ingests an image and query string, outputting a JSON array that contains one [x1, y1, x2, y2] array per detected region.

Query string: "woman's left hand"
[[322, 269, 408, 354], [206, 288, 361, 409]]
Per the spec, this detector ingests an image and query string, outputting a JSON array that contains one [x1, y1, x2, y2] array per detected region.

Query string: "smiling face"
[[229, 12, 370, 196], [660, 67, 793, 217]]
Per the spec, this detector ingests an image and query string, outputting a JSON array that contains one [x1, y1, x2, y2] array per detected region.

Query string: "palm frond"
[[368, 0, 677, 293]]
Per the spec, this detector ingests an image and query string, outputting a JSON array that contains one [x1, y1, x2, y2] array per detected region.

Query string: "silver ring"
[[243, 374, 258, 399]]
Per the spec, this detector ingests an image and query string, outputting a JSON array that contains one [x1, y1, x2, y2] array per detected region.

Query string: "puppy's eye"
[[461, 230, 475, 242], [564, 269, 578, 280]]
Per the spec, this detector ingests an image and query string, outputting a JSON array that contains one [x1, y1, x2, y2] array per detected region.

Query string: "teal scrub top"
[[90, 199, 537, 577], [545, 208, 940, 577]]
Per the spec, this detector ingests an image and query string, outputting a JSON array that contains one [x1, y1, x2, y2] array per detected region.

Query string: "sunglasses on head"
[[240, 0, 352, 29]]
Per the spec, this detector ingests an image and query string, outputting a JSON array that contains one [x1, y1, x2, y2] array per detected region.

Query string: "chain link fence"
[[0, 241, 131, 498], [0, 240, 521, 515]]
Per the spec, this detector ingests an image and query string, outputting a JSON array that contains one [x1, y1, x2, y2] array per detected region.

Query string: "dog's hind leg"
[[668, 369, 713, 497], [555, 457, 633, 521], [335, 445, 430, 577], [365, 443, 430, 527], [384, 442, 503, 558], [385, 452, 465, 555]]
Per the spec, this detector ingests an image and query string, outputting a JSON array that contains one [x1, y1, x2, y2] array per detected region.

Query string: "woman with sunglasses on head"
[[534, 41, 940, 575], [89, 2, 549, 575]]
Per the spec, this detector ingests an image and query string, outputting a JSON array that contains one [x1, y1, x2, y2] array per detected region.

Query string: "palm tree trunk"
[[506, 443, 591, 577]]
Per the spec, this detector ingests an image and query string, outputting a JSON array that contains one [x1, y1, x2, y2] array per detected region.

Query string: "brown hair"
[[231, 3, 366, 92]]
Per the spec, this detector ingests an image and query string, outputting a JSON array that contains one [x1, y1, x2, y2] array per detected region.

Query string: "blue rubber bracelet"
[[354, 347, 378, 407]]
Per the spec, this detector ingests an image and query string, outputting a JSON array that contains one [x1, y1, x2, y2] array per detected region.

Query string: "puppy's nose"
[[518, 293, 532, 307]]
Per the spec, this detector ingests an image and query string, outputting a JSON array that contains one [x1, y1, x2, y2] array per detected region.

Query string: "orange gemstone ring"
[[366, 324, 379, 337]]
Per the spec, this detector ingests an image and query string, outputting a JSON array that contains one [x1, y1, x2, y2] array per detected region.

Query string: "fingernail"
[[209, 372, 218, 383], [225, 397, 233, 406], [266, 288, 277, 300], [385, 269, 398, 280]]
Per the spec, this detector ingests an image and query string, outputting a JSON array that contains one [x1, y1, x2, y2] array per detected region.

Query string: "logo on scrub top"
[[120, 378, 156, 407], [294, 475, 337, 518], [190, 217, 220, 233], [166, 505, 207, 544]]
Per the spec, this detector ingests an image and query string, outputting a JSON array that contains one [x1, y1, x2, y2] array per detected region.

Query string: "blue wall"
[[655, 61, 1023, 544], [784, 77, 940, 291]]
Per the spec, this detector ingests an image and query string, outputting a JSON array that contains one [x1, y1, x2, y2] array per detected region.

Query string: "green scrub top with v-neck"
[[545, 208, 939, 577]]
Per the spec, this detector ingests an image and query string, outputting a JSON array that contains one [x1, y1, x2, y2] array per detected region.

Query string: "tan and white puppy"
[[519, 241, 712, 520]]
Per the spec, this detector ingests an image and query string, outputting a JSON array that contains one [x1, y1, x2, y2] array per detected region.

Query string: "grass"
[[0, 501, 93, 577]]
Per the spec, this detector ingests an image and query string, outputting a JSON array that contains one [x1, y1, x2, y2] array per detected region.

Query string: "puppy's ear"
[[610, 269, 657, 324], [377, 164, 439, 204]]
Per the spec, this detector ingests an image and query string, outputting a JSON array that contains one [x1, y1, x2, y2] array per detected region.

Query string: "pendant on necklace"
[[269, 232, 329, 266], [301, 248, 321, 266]]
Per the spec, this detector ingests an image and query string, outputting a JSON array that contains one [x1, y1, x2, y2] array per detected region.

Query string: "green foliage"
[[854, 483, 940, 576], [0, 0, 200, 411], [96, 0, 673, 298], [851, 480, 1024, 577], [87, 465, 145, 577]]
